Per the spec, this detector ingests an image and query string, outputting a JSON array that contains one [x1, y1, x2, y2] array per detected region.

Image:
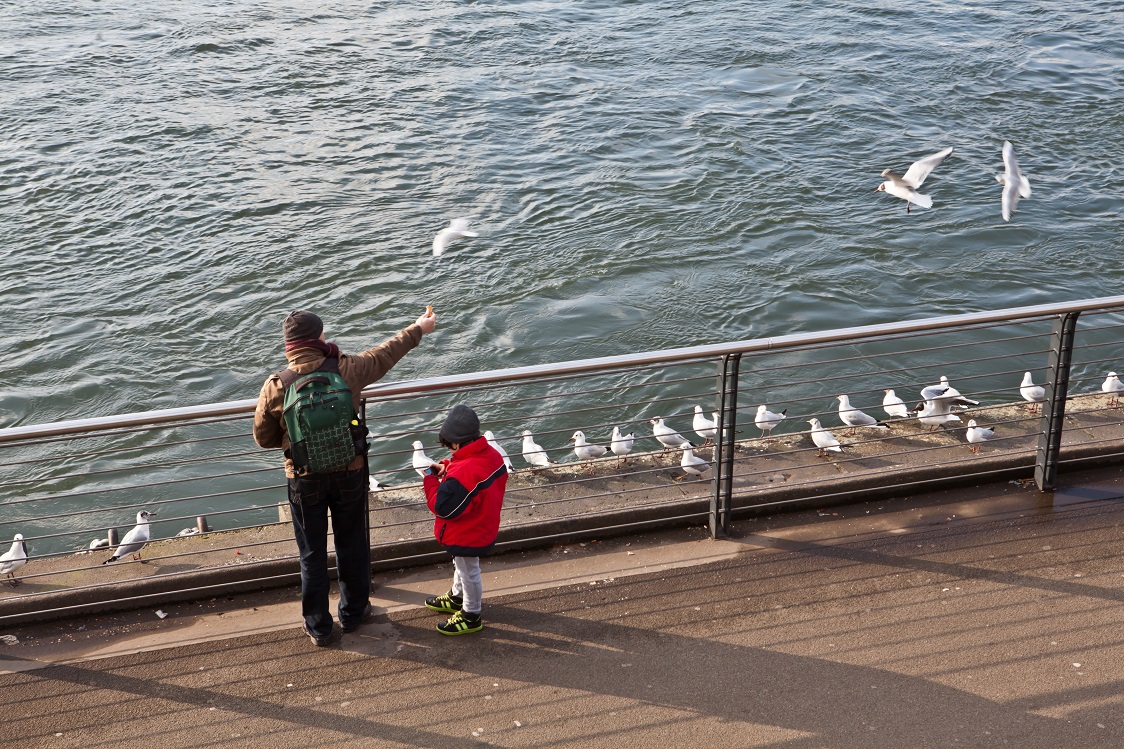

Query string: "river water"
[[2, 1, 1123, 551]]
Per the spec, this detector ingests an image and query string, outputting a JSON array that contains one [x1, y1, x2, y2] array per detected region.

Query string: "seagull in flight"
[[996, 141, 1031, 222], [875, 146, 954, 213], [432, 217, 479, 256], [915, 390, 962, 431], [935, 376, 980, 408]]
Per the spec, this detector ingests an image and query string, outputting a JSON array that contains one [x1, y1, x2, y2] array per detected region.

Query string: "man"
[[254, 307, 436, 646]]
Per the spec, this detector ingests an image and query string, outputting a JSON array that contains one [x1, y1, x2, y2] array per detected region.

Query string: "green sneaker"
[[437, 610, 483, 636], [425, 590, 463, 614]]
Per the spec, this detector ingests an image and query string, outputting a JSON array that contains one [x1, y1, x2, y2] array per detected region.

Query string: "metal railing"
[[3, 294, 1124, 623]]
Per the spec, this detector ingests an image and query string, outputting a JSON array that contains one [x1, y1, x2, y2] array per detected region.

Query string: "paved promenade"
[[3, 468, 1123, 748]]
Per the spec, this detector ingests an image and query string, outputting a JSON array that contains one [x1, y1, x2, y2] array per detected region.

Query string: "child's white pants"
[[451, 556, 482, 614]]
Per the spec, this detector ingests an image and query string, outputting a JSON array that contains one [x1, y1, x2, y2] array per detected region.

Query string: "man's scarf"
[[284, 339, 341, 358]]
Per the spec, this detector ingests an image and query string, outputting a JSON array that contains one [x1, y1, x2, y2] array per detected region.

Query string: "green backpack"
[[278, 358, 365, 474]]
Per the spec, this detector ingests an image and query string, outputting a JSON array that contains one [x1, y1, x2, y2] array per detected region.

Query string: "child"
[[422, 405, 508, 634]]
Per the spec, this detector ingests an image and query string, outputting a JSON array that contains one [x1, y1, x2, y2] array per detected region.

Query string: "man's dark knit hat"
[[439, 404, 481, 444], [283, 310, 323, 342]]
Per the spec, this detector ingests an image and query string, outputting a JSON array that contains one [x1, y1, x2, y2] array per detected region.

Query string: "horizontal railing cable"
[[1, 430, 256, 469], [3, 448, 271, 490]]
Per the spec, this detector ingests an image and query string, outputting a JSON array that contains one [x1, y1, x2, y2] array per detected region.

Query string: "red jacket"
[[423, 437, 508, 556]]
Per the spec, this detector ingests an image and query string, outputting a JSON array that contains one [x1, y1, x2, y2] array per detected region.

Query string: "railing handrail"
[[4, 293, 1124, 444]]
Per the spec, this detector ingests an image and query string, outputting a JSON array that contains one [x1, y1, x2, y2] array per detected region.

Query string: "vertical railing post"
[[1035, 312, 1080, 491], [711, 354, 741, 539]]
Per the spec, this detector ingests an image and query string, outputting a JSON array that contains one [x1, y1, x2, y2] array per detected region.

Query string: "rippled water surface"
[[3, 0, 1123, 428]]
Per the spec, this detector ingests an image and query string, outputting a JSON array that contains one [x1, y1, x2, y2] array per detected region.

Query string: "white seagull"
[[676, 445, 711, 481], [610, 426, 635, 465], [484, 430, 514, 471], [650, 417, 692, 450], [996, 140, 1031, 222], [882, 389, 914, 419], [368, 474, 385, 492], [807, 418, 844, 456], [432, 217, 479, 257], [570, 430, 608, 473], [692, 406, 719, 446], [965, 419, 996, 453], [936, 376, 980, 408], [1100, 372, 1124, 408], [88, 538, 110, 550], [916, 395, 962, 431], [0, 534, 28, 586], [1020, 372, 1046, 413], [875, 146, 955, 213], [755, 405, 787, 438], [521, 430, 554, 469], [103, 511, 157, 564], [836, 395, 890, 435], [411, 440, 434, 478]]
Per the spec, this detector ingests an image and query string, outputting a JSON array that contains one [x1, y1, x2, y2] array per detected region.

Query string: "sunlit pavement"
[[3, 466, 1123, 748]]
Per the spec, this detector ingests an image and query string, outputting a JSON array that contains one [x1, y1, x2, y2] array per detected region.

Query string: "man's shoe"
[[342, 604, 373, 633], [304, 625, 339, 647], [437, 610, 483, 636], [425, 590, 463, 614]]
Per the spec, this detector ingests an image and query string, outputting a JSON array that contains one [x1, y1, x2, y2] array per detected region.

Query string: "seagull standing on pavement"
[[411, 440, 434, 478], [875, 146, 954, 213], [965, 419, 996, 453], [916, 393, 962, 431], [996, 140, 1032, 222], [1101, 372, 1124, 408], [692, 406, 718, 446], [650, 417, 692, 450], [0, 533, 28, 586], [432, 217, 479, 257], [755, 405, 787, 438], [836, 395, 890, 435], [610, 426, 635, 466], [570, 431, 608, 474], [882, 389, 914, 419], [1020, 372, 1046, 413], [521, 430, 554, 469], [807, 418, 844, 456], [484, 431, 514, 471], [103, 511, 157, 564], [676, 446, 711, 481]]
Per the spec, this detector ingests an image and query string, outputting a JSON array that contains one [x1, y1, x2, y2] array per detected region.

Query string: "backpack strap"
[[276, 357, 340, 389]]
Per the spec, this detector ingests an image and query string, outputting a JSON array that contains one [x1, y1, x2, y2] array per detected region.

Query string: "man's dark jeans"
[[287, 468, 370, 638]]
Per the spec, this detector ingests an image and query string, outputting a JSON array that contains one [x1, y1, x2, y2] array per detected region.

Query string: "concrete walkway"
[[2, 467, 1123, 748]]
